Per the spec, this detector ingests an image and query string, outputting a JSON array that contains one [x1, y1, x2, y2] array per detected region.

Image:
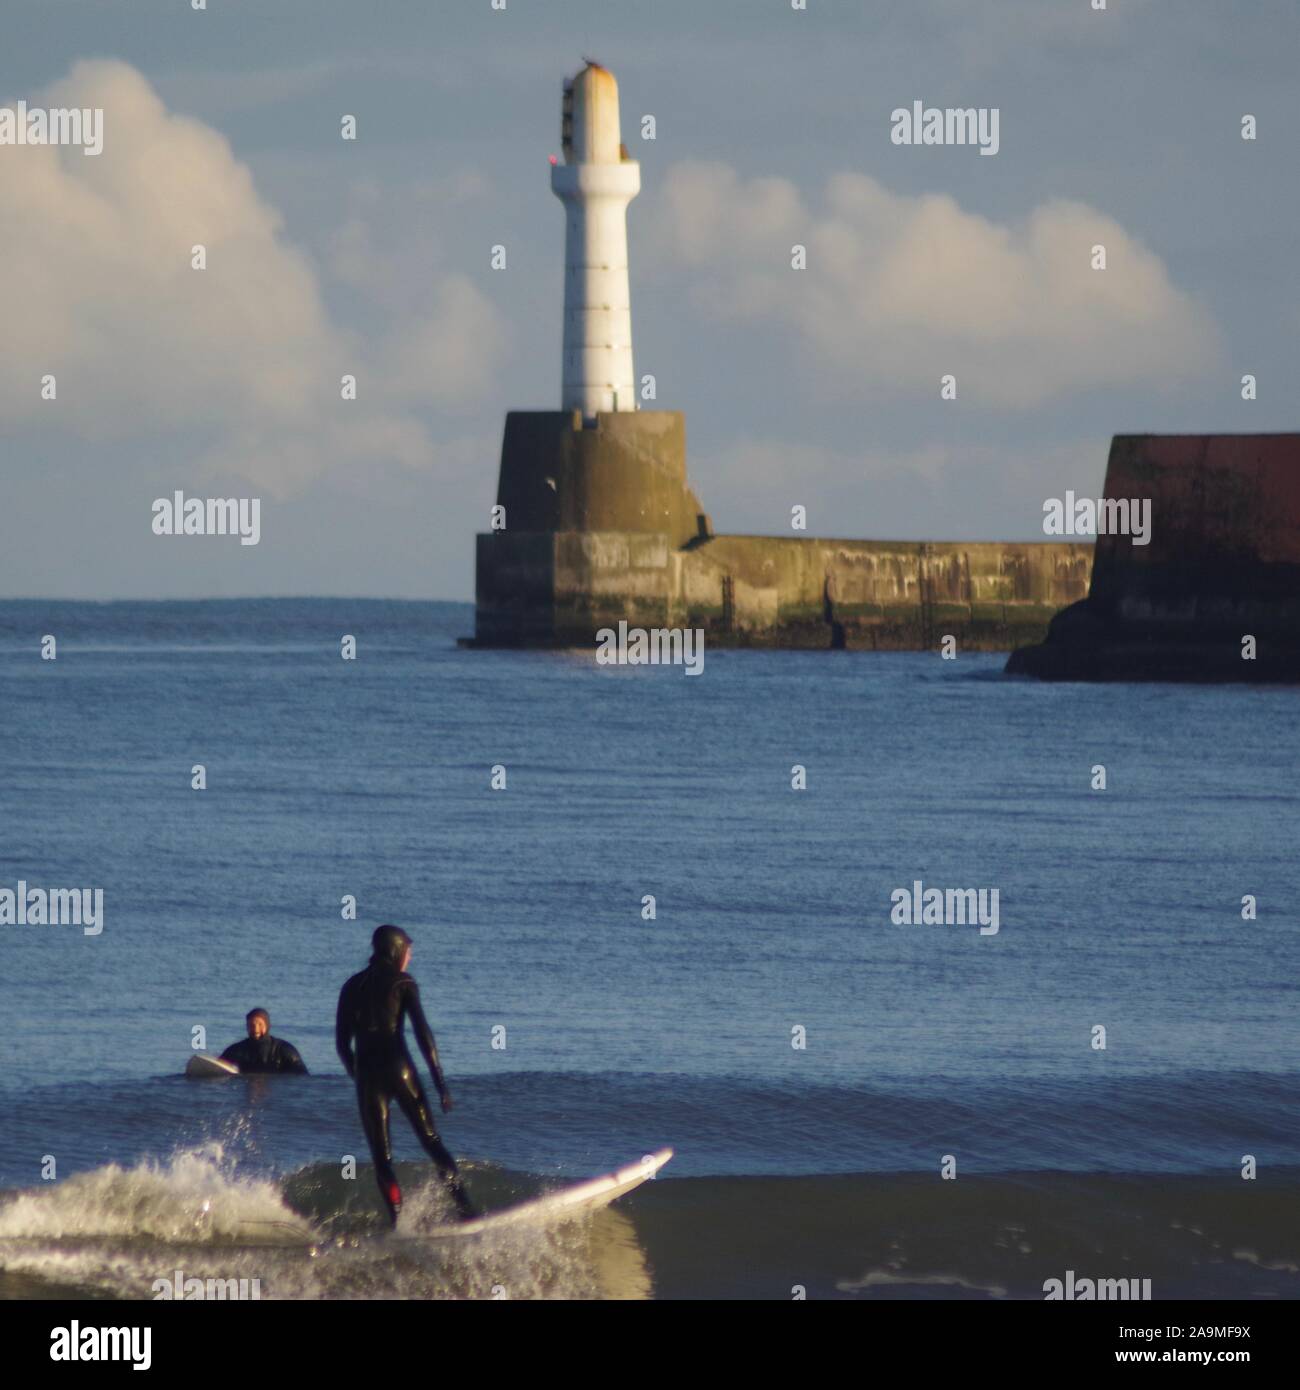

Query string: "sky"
[[1, 0, 1296, 599]]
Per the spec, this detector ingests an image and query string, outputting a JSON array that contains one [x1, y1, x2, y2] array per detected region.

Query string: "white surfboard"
[[185, 1053, 240, 1078], [415, 1147, 673, 1239]]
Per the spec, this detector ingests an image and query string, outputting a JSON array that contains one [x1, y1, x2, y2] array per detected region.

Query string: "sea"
[[1, 598, 1296, 1300]]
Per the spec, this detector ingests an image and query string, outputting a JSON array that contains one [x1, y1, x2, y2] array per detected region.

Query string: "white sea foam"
[[0, 1143, 304, 1244], [0, 1146, 649, 1299]]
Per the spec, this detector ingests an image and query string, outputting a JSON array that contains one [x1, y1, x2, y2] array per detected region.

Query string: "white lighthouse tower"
[[551, 61, 640, 419]]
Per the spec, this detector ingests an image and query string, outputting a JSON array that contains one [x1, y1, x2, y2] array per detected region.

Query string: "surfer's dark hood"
[[370, 924, 412, 967]]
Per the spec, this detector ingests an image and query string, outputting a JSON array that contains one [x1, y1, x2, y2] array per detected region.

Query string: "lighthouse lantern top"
[[562, 61, 623, 165]]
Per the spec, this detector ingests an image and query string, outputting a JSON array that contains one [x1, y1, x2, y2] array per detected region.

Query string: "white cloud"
[[379, 276, 507, 405], [0, 60, 507, 495], [693, 435, 1111, 541], [644, 161, 1220, 408]]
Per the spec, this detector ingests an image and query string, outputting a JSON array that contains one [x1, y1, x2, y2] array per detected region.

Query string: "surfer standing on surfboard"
[[335, 925, 477, 1226]]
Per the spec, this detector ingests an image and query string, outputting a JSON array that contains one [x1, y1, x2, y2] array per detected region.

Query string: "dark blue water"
[[2, 599, 1298, 1163], [1, 600, 1297, 1297]]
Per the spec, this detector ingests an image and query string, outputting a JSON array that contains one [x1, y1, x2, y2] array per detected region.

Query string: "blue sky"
[[1, 0, 1296, 598]]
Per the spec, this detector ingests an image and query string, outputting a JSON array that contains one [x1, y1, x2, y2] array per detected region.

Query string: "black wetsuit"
[[219, 1034, 308, 1074], [335, 953, 473, 1224]]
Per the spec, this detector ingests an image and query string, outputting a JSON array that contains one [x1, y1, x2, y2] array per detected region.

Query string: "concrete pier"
[[465, 61, 1093, 653], [473, 526, 1092, 650], [1007, 434, 1300, 681], [470, 409, 1091, 649]]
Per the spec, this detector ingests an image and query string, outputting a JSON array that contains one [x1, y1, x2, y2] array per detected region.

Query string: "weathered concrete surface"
[[1007, 434, 1300, 681], [495, 411, 702, 546], [471, 406, 1092, 650], [675, 534, 1090, 649], [472, 529, 1091, 649]]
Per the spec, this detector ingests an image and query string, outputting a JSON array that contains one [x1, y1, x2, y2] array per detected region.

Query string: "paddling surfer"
[[220, 1008, 309, 1074], [335, 925, 476, 1225]]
